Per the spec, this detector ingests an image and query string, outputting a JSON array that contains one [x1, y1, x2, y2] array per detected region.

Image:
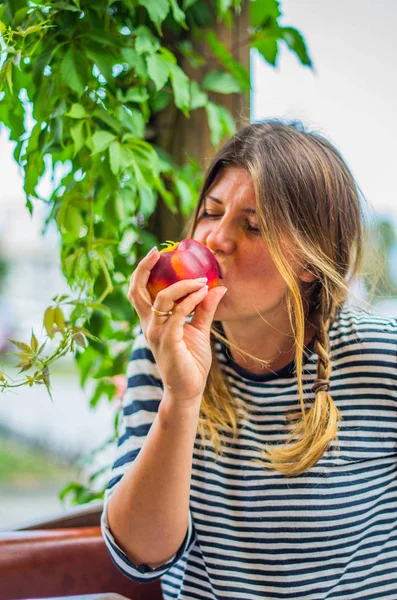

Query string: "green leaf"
[[14, 7, 29, 26], [60, 48, 85, 96], [155, 178, 177, 214], [177, 40, 206, 69], [24, 154, 45, 196], [205, 31, 250, 92], [33, 44, 57, 86], [150, 90, 172, 113], [138, 0, 170, 34], [281, 27, 312, 67], [85, 47, 114, 81], [4, 60, 13, 94], [93, 107, 122, 134], [252, 37, 278, 66], [168, 63, 190, 116], [250, 0, 281, 27], [216, 0, 233, 18], [217, 104, 236, 137], [120, 48, 147, 78], [190, 81, 208, 110], [119, 186, 138, 214], [66, 103, 86, 119], [91, 130, 116, 154], [118, 144, 134, 169], [137, 185, 156, 218], [105, 193, 125, 226], [31, 330, 39, 353], [109, 140, 121, 175], [75, 345, 99, 387], [63, 205, 84, 237], [22, 23, 48, 37], [89, 379, 116, 408], [70, 120, 85, 156], [117, 106, 145, 138], [54, 307, 66, 330], [42, 366, 53, 401], [134, 26, 161, 55], [44, 307, 55, 336], [205, 102, 223, 146], [9, 339, 32, 354], [123, 87, 149, 103], [205, 102, 236, 146], [146, 53, 170, 91], [169, 0, 188, 29], [53, 1, 81, 12], [202, 70, 242, 94]]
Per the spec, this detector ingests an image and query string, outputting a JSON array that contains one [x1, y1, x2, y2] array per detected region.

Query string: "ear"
[[299, 267, 317, 283]]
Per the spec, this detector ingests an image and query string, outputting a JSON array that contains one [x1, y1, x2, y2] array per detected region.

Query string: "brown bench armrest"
[[0, 526, 162, 600]]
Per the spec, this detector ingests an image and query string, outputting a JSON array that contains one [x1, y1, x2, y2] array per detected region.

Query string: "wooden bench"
[[0, 503, 162, 600]]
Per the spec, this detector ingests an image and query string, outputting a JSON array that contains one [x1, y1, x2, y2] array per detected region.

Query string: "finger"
[[128, 247, 160, 309], [164, 285, 210, 330], [153, 278, 208, 313], [189, 286, 228, 335]]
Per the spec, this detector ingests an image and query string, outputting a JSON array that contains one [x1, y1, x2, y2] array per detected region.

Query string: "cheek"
[[192, 223, 207, 243], [242, 247, 286, 288]]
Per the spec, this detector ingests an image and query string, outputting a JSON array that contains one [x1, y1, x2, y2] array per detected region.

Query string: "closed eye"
[[198, 210, 260, 234]]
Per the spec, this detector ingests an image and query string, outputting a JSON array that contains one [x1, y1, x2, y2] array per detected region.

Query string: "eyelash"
[[198, 210, 260, 234]]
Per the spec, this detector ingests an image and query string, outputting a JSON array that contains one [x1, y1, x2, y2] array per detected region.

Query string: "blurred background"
[[1, 0, 396, 528]]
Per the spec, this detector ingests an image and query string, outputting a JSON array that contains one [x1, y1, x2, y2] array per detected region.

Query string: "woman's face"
[[193, 166, 311, 325]]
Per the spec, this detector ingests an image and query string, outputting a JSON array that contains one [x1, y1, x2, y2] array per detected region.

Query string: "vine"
[[0, 0, 312, 502]]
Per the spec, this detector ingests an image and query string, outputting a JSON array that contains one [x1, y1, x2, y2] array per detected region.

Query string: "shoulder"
[[329, 304, 397, 372], [331, 304, 397, 344]]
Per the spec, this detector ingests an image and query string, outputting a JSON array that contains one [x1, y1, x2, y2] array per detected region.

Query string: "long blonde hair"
[[183, 119, 365, 476]]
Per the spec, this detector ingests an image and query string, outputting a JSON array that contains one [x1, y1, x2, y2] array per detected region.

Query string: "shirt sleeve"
[[100, 328, 195, 582]]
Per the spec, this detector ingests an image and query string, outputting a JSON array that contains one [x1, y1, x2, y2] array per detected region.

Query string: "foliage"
[[364, 218, 397, 299], [0, 0, 312, 503]]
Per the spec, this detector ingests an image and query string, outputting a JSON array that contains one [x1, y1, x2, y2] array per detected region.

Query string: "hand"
[[128, 247, 227, 405]]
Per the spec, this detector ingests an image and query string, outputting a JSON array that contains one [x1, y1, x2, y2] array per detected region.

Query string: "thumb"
[[190, 285, 227, 334]]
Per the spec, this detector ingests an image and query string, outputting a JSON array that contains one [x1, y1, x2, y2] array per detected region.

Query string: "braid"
[[310, 309, 341, 448], [262, 302, 342, 476]]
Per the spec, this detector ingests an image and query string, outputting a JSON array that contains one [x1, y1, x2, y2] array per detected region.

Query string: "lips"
[[215, 259, 224, 280], [205, 247, 223, 280]]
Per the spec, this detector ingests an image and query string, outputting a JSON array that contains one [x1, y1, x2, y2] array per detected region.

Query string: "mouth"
[[207, 248, 224, 280], [215, 260, 224, 280]]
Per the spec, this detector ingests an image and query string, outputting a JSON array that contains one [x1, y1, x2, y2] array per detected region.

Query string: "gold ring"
[[151, 306, 173, 317]]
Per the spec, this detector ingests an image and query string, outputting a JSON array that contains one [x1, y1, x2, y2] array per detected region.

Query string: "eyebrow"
[[206, 195, 257, 215]]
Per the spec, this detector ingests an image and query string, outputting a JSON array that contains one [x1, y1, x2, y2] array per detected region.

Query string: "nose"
[[204, 220, 237, 256]]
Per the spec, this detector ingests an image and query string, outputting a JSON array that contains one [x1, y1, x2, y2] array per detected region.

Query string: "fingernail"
[[148, 246, 158, 256], [221, 287, 228, 296], [195, 277, 208, 283]]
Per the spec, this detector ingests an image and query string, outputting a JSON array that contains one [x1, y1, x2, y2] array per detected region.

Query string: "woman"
[[101, 119, 397, 599]]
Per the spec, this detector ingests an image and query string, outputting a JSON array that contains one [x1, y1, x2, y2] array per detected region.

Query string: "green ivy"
[[0, 0, 312, 503]]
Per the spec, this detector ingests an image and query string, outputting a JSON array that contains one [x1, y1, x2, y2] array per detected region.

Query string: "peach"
[[148, 239, 220, 303]]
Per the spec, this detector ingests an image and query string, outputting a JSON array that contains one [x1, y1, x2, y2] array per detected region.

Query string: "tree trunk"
[[150, 1, 250, 243]]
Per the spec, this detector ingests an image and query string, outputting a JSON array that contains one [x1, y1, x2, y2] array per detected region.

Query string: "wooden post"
[[150, 1, 250, 242]]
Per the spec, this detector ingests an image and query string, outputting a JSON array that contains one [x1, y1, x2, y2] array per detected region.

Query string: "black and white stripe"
[[101, 305, 397, 599]]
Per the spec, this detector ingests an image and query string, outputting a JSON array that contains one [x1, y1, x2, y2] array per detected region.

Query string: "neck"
[[219, 312, 315, 375]]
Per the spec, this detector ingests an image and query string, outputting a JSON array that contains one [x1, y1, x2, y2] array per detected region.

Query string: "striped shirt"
[[101, 305, 397, 599]]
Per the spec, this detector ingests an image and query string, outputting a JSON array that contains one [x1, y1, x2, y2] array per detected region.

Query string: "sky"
[[252, 0, 397, 222], [1, 0, 397, 224]]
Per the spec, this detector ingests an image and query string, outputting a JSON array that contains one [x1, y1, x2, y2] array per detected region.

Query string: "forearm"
[[107, 392, 201, 568]]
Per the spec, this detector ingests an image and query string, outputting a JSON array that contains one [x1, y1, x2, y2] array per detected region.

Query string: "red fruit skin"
[[147, 239, 220, 303]]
